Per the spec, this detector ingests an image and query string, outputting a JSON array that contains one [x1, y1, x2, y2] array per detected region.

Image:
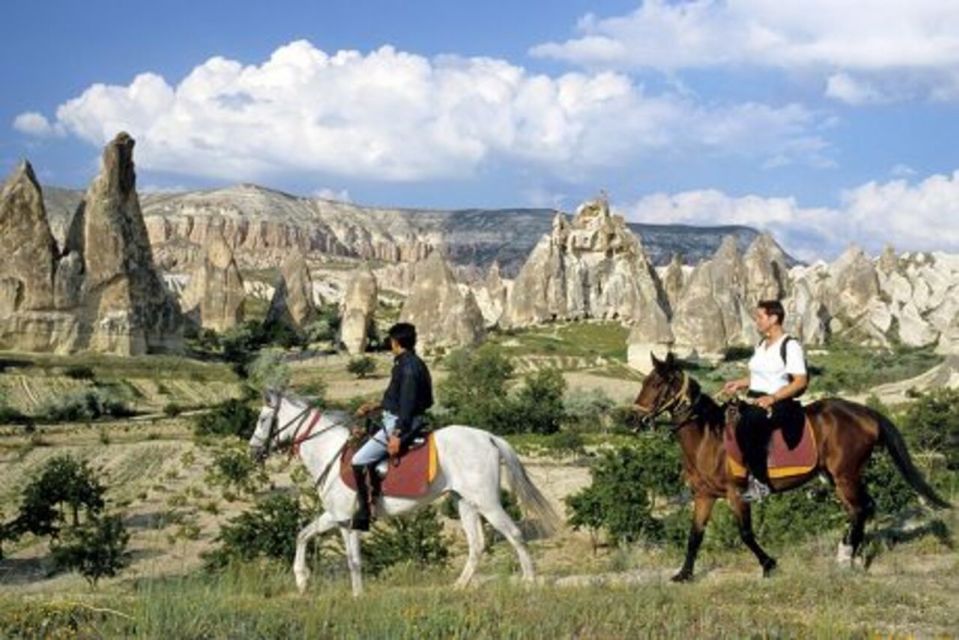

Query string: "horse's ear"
[[665, 352, 676, 369], [650, 352, 664, 371], [262, 387, 277, 407]]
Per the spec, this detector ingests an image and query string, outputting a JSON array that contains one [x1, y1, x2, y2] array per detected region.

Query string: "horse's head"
[[248, 388, 282, 464], [632, 352, 686, 429]]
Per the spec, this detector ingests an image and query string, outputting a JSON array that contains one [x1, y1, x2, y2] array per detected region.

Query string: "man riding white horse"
[[350, 322, 434, 531]]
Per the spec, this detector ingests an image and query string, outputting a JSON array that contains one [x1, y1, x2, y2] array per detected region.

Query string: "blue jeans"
[[352, 412, 397, 467]]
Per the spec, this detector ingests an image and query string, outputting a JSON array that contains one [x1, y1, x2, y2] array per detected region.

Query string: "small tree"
[[901, 388, 959, 470], [204, 493, 310, 569], [12, 455, 106, 537], [512, 368, 566, 435], [193, 399, 257, 440], [565, 444, 672, 547], [347, 356, 376, 379], [206, 447, 267, 495], [51, 514, 130, 587], [363, 506, 449, 576]]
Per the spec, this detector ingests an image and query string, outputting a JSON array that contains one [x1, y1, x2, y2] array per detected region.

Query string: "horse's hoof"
[[762, 558, 778, 578], [671, 571, 693, 583]]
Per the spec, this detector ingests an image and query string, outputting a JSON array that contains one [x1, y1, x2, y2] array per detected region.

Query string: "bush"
[[63, 365, 96, 380], [206, 447, 267, 495], [347, 356, 376, 379], [10, 455, 106, 537], [563, 388, 615, 431], [194, 399, 258, 440], [900, 388, 959, 469], [51, 514, 130, 587], [566, 442, 675, 548], [439, 346, 568, 435], [39, 389, 133, 423], [542, 430, 587, 458], [204, 493, 310, 570], [362, 506, 449, 576], [246, 349, 291, 391], [163, 403, 183, 417], [511, 368, 566, 435]]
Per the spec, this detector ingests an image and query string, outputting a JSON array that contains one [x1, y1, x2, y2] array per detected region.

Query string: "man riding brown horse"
[[633, 303, 950, 581]]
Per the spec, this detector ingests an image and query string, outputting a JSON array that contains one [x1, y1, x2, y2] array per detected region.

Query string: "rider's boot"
[[350, 465, 372, 531]]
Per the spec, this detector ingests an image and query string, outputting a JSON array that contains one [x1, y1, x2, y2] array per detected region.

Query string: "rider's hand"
[[354, 402, 375, 418], [721, 381, 742, 396], [755, 395, 776, 410]]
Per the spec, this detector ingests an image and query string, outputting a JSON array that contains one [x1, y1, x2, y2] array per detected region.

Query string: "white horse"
[[247, 390, 560, 596]]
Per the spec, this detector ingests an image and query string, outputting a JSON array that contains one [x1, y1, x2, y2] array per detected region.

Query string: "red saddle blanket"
[[724, 418, 818, 479], [340, 434, 438, 498]]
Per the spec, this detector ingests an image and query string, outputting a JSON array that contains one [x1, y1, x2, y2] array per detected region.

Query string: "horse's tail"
[[490, 435, 562, 537], [874, 411, 951, 509]]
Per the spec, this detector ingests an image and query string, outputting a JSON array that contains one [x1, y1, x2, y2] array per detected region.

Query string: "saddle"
[[723, 404, 818, 480], [340, 432, 438, 497]]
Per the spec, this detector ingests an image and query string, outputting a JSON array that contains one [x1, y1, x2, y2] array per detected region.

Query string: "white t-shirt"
[[748, 335, 807, 395]]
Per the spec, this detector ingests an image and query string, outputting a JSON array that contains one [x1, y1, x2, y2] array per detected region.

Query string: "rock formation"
[[340, 263, 378, 354], [266, 249, 319, 336], [502, 197, 670, 329], [0, 134, 183, 355], [471, 262, 510, 328], [180, 233, 245, 332], [399, 252, 485, 352]]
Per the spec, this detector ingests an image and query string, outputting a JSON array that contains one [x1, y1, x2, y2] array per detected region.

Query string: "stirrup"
[[741, 475, 771, 503]]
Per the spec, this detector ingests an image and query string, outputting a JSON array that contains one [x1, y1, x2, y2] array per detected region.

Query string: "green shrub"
[[63, 365, 96, 380], [193, 399, 257, 440], [439, 346, 568, 435], [206, 447, 267, 495], [347, 356, 376, 379], [9, 455, 106, 537], [900, 388, 959, 469], [204, 493, 310, 569], [566, 442, 674, 547], [363, 506, 449, 576], [563, 388, 615, 431], [163, 403, 183, 417], [511, 368, 566, 435], [51, 514, 130, 587], [541, 430, 587, 458], [39, 389, 133, 422], [246, 349, 291, 391]]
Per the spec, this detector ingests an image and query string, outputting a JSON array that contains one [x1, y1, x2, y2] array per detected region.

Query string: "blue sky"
[[2, 0, 959, 259]]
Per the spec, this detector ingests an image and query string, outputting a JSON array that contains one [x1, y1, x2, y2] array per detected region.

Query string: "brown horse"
[[633, 352, 950, 582]]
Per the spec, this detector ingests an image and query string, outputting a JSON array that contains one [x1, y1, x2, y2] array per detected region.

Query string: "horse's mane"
[[685, 375, 727, 437]]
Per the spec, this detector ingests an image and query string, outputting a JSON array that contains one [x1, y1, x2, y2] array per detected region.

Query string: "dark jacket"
[[381, 350, 433, 436]]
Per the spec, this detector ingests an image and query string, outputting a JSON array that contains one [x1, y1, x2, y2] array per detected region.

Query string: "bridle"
[[256, 394, 342, 461], [634, 370, 700, 430]]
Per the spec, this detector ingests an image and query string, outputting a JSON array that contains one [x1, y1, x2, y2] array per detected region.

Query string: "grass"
[[488, 322, 629, 364], [0, 551, 955, 638]]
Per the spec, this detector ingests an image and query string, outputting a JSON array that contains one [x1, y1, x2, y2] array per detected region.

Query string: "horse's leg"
[[479, 503, 535, 582], [672, 495, 715, 582], [340, 526, 364, 596], [453, 498, 485, 589], [294, 512, 337, 593], [834, 477, 872, 566], [728, 493, 777, 577]]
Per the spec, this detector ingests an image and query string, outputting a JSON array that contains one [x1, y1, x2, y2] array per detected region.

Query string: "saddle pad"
[[725, 419, 817, 479], [340, 433, 438, 497]]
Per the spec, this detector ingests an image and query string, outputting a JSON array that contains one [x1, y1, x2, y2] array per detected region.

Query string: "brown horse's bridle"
[[634, 371, 696, 427]]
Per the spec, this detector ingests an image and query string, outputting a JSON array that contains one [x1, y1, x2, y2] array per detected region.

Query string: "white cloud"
[[533, 1, 959, 103], [824, 73, 889, 106], [12, 112, 59, 137], [313, 187, 352, 202], [620, 170, 959, 260], [17, 40, 830, 181]]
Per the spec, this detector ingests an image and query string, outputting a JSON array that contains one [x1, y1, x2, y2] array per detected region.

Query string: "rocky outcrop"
[[180, 233, 245, 332], [340, 264, 378, 354], [471, 262, 510, 328], [266, 249, 318, 335], [0, 162, 59, 312], [0, 134, 183, 355], [660, 253, 685, 312], [502, 198, 670, 330], [399, 253, 485, 352]]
